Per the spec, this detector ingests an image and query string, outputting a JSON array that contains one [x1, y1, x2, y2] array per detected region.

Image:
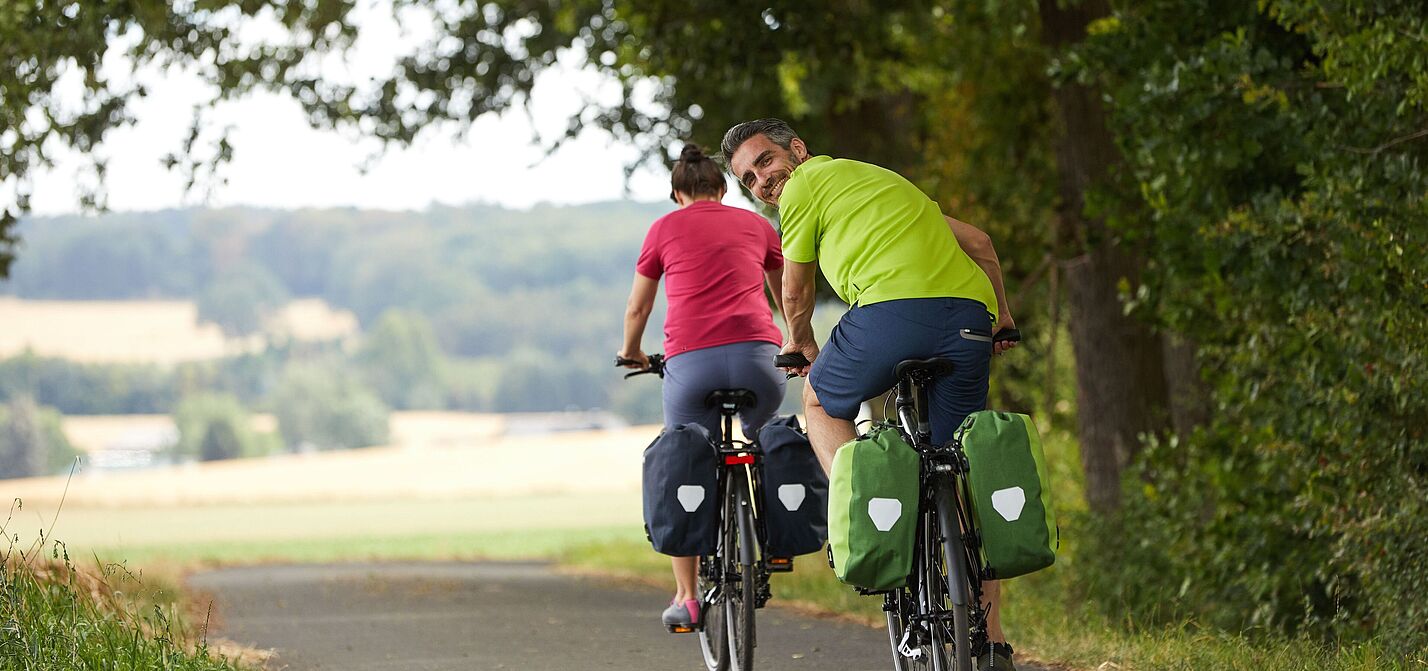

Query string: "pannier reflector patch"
[[777, 484, 806, 511], [991, 487, 1026, 522], [868, 498, 902, 531], [676, 485, 706, 513]]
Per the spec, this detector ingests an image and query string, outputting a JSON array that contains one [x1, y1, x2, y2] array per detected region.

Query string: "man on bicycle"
[[722, 118, 1020, 671]]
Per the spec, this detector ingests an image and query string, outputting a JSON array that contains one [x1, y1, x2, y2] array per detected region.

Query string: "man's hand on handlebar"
[[993, 314, 1021, 356], [615, 349, 650, 370], [775, 341, 818, 378]]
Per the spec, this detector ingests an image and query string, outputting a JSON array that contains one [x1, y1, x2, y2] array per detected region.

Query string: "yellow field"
[[0, 297, 357, 364], [14, 417, 651, 507], [3, 416, 658, 561]]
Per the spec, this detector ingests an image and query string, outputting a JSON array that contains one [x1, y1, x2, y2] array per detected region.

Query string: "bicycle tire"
[[933, 476, 974, 671], [698, 553, 730, 671], [726, 472, 758, 671]]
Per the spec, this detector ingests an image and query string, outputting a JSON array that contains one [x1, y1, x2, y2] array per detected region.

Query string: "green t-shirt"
[[779, 156, 998, 315]]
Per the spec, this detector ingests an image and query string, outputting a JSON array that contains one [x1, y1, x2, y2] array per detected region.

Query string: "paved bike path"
[[191, 561, 904, 670]]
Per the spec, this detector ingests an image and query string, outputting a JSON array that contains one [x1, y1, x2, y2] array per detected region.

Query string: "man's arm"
[[780, 260, 819, 375], [946, 216, 1019, 354], [765, 267, 788, 331]]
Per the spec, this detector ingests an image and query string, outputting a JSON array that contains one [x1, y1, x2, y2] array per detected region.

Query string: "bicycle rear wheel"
[[698, 552, 730, 671], [933, 476, 974, 671], [725, 473, 757, 671], [886, 590, 936, 671]]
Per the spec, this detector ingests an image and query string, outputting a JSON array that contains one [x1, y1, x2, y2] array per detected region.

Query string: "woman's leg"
[[671, 555, 698, 602], [659, 348, 722, 609]]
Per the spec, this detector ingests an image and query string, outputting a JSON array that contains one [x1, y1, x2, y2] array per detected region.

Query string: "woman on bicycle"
[[617, 142, 788, 631]]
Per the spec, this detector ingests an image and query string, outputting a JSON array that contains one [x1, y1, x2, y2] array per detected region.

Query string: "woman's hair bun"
[[679, 143, 707, 162]]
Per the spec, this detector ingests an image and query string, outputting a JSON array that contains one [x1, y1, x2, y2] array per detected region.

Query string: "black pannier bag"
[[642, 423, 720, 556], [758, 415, 829, 556]]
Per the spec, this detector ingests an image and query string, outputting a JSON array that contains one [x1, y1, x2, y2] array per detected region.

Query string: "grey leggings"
[[662, 341, 786, 439]]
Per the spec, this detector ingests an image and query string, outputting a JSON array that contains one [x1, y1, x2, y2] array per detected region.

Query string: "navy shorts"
[[809, 298, 993, 445]]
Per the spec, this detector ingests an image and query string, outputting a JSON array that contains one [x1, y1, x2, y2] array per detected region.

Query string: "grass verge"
[[560, 537, 1425, 671], [1, 538, 257, 671], [90, 525, 646, 567]]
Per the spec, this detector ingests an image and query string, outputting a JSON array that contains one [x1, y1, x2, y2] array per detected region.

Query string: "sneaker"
[[976, 642, 1016, 671], [661, 599, 701, 632]]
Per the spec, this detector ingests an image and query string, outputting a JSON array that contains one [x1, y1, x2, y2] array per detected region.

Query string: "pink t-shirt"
[[636, 201, 784, 357]]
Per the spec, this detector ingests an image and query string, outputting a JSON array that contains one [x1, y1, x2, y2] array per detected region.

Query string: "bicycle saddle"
[[893, 358, 956, 381], [705, 388, 758, 410]]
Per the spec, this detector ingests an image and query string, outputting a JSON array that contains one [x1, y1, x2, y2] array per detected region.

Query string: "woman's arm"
[[618, 272, 659, 368]]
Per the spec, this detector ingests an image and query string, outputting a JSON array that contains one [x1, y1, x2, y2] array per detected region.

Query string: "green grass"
[[1, 539, 254, 671], [561, 538, 1425, 671], [94, 525, 647, 566]]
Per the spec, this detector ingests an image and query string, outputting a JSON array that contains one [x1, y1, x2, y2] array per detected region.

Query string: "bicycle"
[[617, 353, 785, 671], [775, 327, 1020, 671]]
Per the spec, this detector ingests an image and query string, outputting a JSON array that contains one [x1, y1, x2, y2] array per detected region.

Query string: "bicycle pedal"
[[666, 624, 699, 634], [764, 556, 795, 572]]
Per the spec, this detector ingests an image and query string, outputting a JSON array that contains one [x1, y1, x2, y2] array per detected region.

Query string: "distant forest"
[[2, 202, 694, 420]]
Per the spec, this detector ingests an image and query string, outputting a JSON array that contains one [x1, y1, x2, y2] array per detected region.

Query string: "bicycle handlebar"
[[773, 352, 811, 369], [615, 353, 666, 379], [993, 328, 1022, 344]]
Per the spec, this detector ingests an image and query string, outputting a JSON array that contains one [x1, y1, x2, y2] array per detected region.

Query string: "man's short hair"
[[720, 118, 800, 166]]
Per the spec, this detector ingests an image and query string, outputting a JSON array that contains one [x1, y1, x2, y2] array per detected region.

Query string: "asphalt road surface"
[[191, 562, 1042, 671]]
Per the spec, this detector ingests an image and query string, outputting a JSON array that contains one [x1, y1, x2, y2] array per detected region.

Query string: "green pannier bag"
[[957, 411, 1057, 580], [827, 423, 920, 590]]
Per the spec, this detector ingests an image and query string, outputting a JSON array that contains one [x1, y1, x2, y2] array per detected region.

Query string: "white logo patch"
[[991, 487, 1026, 522], [676, 485, 706, 513], [778, 484, 807, 512], [867, 498, 903, 531]]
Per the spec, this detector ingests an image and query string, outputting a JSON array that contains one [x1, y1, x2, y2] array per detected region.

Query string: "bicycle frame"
[[703, 397, 771, 606], [885, 370, 990, 669]]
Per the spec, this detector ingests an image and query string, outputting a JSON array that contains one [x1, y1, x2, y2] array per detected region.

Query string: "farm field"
[[58, 410, 506, 454], [0, 297, 358, 363], [3, 417, 658, 566]]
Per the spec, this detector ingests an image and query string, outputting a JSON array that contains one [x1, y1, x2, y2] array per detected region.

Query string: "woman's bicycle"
[[776, 329, 1019, 671], [618, 353, 778, 671]]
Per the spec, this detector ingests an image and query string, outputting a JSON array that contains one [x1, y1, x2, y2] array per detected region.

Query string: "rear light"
[[724, 454, 755, 465]]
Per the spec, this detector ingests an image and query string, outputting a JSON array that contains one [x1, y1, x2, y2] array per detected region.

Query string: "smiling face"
[[728, 134, 809, 207]]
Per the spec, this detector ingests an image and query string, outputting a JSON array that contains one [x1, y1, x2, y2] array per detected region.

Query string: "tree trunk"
[[1162, 334, 1211, 439], [1039, 0, 1172, 514]]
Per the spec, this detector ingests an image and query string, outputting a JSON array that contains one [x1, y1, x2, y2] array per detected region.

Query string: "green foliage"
[[1065, 0, 1428, 649], [199, 421, 242, 462], [492, 347, 610, 413], [196, 262, 290, 337], [6, 202, 667, 418], [269, 360, 389, 452], [356, 310, 449, 410], [0, 396, 80, 479], [171, 393, 272, 462]]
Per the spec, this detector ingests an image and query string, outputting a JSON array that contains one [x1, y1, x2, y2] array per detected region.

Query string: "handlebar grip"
[[774, 352, 811, 369], [614, 356, 641, 367], [993, 328, 1022, 344]]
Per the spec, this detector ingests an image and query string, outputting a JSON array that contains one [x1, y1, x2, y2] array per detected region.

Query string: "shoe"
[[661, 598, 701, 632], [976, 642, 1016, 670]]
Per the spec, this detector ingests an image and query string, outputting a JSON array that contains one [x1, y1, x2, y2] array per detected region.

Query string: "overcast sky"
[[17, 4, 753, 215]]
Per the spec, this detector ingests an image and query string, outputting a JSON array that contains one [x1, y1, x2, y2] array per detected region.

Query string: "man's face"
[[729, 134, 808, 207]]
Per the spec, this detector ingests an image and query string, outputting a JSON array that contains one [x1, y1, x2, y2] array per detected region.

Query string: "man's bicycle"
[[618, 353, 782, 671], [776, 329, 1019, 671]]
